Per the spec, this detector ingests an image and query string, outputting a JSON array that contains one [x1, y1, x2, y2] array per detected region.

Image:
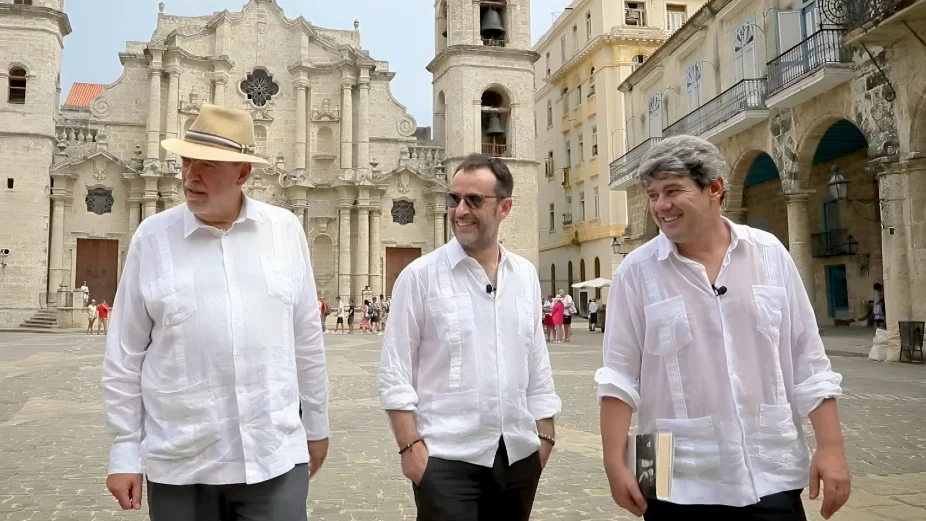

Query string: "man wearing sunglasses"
[[378, 153, 561, 521]]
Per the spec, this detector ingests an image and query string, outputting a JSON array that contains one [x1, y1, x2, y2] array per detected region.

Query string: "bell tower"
[[429, 0, 540, 267]]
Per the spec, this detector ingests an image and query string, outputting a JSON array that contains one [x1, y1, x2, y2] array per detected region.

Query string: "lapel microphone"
[[486, 284, 495, 294], [712, 284, 728, 297]]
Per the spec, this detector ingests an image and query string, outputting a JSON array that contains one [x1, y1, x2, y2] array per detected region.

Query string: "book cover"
[[625, 432, 674, 500]]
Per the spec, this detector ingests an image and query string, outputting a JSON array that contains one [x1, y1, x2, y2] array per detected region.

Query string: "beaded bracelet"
[[399, 438, 424, 455]]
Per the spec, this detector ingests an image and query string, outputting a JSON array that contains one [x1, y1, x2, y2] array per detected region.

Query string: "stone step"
[[24, 316, 58, 324], [20, 321, 56, 329]]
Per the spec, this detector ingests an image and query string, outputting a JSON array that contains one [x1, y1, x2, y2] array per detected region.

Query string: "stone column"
[[784, 190, 815, 302], [369, 209, 382, 297], [357, 69, 371, 169], [165, 64, 181, 151], [142, 195, 158, 220], [877, 159, 914, 344], [340, 78, 354, 170], [48, 194, 66, 303], [338, 206, 353, 303], [433, 204, 447, 250], [128, 200, 142, 235], [355, 207, 370, 302], [902, 157, 926, 326], [145, 49, 164, 160], [294, 82, 309, 174], [214, 76, 227, 107]]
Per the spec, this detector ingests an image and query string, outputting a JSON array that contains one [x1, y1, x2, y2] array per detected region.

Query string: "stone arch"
[[579, 258, 586, 282], [732, 150, 787, 244], [796, 114, 873, 189], [474, 82, 516, 107], [728, 148, 782, 209], [316, 126, 335, 156], [479, 87, 512, 157], [7, 65, 27, 104], [434, 90, 446, 147]]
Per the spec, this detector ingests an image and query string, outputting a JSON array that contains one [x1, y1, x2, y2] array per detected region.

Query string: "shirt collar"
[[446, 237, 509, 269], [183, 195, 263, 238], [656, 216, 743, 261]]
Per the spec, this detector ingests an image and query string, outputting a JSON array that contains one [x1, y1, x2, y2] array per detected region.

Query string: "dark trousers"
[[147, 463, 309, 521], [413, 439, 543, 521], [644, 489, 807, 521]]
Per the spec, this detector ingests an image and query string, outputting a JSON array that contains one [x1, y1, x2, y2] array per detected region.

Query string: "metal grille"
[[240, 69, 280, 107], [665, 79, 768, 138], [767, 29, 850, 95]]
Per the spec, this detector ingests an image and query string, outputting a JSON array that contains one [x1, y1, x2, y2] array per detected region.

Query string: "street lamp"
[[611, 237, 624, 255], [827, 165, 849, 200]]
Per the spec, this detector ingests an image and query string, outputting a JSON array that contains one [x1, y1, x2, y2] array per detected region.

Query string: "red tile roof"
[[64, 83, 104, 108]]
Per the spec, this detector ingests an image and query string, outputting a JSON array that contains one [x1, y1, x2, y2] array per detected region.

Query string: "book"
[[625, 432, 674, 500]]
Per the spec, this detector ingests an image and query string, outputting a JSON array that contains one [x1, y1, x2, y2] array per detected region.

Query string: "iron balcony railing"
[[811, 229, 855, 257], [664, 79, 768, 138], [609, 137, 663, 186], [481, 143, 509, 157], [845, 0, 917, 31], [767, 29, 850, 95]]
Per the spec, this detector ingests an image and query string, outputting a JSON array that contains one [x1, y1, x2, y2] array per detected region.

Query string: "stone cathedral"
[[0, 0, 539, 329]]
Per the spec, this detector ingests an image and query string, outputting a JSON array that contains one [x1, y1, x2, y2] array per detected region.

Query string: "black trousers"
[[644, 489, 807, 521], [147, 464, 309, 521], [413, 439, 543, 521]]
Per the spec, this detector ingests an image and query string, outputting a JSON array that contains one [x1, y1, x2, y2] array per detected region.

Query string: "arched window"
[[546, 100, 552, 127], [567, 261, 574, 298], [594, 257, 602, 300], [550, 264, 556, 296], [8, 67, 27, 104], [580, 259, 586, 282], [481, 89, 510, 157]]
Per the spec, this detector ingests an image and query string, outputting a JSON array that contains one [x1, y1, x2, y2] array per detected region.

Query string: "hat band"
[[184, 129, 255, 155]]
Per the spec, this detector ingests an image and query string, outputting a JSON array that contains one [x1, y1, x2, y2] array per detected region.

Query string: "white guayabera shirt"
[[102, 197, 329, 486], [596, 218, 842, 507], [379, 238, 562, 467]]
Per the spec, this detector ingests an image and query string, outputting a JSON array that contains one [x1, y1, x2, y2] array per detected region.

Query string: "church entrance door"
[[75, 238, 119, 305], [385, 247, 421, 297]]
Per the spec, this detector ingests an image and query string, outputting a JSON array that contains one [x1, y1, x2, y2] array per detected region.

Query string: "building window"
[[632, 54, 647, 72], [566, 193, 573, 222], [579, 190, 586, 221], [240, 69, 280, 107], [667, 5, 687, 31], [13, 0, 34, 4], [566, 140, 572, 166], [586, 11, 592, 40], [578, 133, 585, 163], [589, 68, 596, 96], [6, 178, 14, 190], [549, 203, 555, 232], [733, 18, 758, 81], [576, 85, 583, 105], [545, 52, 551, 77], [561, 87, 569, 116], [546, 100, 552, 127], [648, 93, 663, 138], [560, 35, 566, 61], [594, 187, 600, 218], [591, 125, 598, 157], [8, 67, 27, 104], [86, 188, 115, 216], [626, 2, 646, 26], [572, 24, 578, 51], [686, 61, 702, 110], [391, 200, 416, 225]]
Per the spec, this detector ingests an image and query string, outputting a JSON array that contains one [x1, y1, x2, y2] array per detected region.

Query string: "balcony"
[[765, 29, 854, 109], [811, 229, 860, 257], [664, 79, 769, 144], [845, 0, 926, 45], [482, 143, 510, 157], [625, 8, 647, 26], [609, 137, 662, 190]]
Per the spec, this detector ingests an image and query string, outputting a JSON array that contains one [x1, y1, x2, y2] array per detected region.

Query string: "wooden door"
[[75, 238, 119, 305], [385, 247, 422, 297]]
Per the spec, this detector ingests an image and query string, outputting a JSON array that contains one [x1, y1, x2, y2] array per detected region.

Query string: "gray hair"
[[637, 135, 728, 188]]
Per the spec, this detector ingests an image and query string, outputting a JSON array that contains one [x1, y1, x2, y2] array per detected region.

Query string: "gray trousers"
[[147, 464, 309, 521]]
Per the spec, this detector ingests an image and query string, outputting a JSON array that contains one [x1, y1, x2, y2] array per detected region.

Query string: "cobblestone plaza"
[[1, 328, 925, 521]]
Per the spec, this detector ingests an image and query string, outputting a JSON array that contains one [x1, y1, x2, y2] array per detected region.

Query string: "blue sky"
[[61, 0, 571, 127]]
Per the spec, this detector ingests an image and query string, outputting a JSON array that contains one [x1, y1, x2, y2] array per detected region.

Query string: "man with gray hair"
[[596, 135, 850, 520]]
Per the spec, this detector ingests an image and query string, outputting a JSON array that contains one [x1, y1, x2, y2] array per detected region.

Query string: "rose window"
[[240, 69, 280, 107]]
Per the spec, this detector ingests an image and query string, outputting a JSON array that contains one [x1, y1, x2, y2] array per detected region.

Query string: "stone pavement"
[[1, 327, 925, 521]]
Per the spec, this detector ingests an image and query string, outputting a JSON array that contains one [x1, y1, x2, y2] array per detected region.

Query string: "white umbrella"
[[572, 277, 611, 289]]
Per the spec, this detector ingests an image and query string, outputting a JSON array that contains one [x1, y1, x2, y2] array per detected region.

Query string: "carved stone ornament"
[[181, 90, 202, 115], [85, 188, 115, 216], [312, 99, 340, 121], [89, 96, 113, 119], [397, 172, 410, 194], [397, 115, 416, 137], [391, 200, 415, 225], [92, 158, 108, 181], [241, 69, 280, 107]]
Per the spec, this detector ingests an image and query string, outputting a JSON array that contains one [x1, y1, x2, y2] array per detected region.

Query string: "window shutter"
[[777, 10, 803, 54]]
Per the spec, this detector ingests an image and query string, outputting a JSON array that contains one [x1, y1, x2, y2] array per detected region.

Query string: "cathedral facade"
[[0, 0, 540, 329]]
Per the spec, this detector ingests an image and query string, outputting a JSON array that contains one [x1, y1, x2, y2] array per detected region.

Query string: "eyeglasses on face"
[[445, 192, 503, 209]]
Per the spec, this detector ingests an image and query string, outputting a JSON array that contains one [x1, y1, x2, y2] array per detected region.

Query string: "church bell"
[[485, 114, 505, 136], [480, 8, 506, 39]]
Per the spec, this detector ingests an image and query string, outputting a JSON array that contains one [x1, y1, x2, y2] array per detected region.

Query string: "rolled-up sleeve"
[[102, 235, 153, 475], [782, 245, 843, 418], [292, 221, 330, 441], [378, 266, 423, 411], [595, 265, 644, 411], [526, 268, 562, 420]]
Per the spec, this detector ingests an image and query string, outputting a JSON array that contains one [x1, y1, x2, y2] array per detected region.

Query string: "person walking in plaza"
[[96, 300, 111, 335], [101, 104, 330, 521], [560, 290, 575, 342], [551, 296, 565, 343], [378, 154, 562, 521], [86, 299, 98, 335], [587, 298, 598, 332], [596, 135, 850, 520]]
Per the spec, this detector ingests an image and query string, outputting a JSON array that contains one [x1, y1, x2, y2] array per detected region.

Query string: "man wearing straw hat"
[[102, 104, 330, 521]]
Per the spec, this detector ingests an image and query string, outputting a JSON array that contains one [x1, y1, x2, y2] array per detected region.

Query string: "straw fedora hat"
[[161, 104, 270, 165]]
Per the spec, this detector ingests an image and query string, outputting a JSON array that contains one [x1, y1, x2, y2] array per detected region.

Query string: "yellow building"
[[533, 0, 706, 312], [610, 0, 926, 354]]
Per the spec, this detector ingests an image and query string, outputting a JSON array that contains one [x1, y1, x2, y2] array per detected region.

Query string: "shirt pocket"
[[426, 389, 481, 443], [428, 294, 475, 391], [261, 255, 295, 307], [147, 269, 198, 327], [753, 285, 787, 346], [643, 295, 692, 357], [142, 379, 222, 461], [754, 403, 803, 469], [655, 415, 747, 487]]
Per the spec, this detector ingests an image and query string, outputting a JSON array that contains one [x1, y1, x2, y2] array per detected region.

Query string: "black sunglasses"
[[445, 192, 503, 209]]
